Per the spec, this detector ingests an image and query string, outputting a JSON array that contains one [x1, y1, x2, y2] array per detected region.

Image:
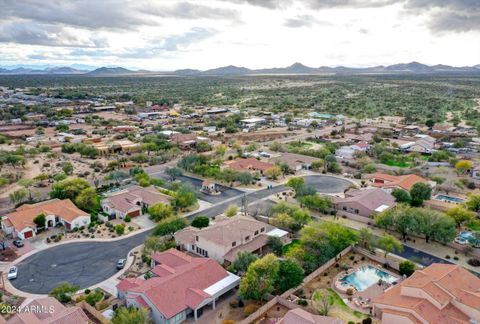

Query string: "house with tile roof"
[[7, 296, 89, 324], [372, 263, 480, 324], [370, 173, 433, 192], [333, 188, 396, 223], [101, 185, 173, 219], [1, 199, 90, 239], [116, 248, 240, 323], [223, 157, 274, 175], [174, 215, 288, 264], [269, 152, 321, 172]]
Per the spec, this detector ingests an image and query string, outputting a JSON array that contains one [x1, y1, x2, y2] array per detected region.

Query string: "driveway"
[[156, 174, 244, 203], [11, 229, 152, 294]]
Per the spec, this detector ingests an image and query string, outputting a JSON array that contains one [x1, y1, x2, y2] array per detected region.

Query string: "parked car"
[[116, 259, 126, 269], [13, 239, 24, 248], [7, 266, 17, 280], [454, 237, 469, 245]]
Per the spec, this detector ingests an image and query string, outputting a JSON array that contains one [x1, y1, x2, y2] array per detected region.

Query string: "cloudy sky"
[[0, 0, 479, 70]]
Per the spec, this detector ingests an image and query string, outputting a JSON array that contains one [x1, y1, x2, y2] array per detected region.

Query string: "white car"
[[454, 237, 468, 245], [7, 266, 17, 280]]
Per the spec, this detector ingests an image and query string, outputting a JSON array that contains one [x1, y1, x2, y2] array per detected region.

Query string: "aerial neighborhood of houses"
[[0, 68, 480, 324]]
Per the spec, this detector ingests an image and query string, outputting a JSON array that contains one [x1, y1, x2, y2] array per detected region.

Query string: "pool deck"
[[332, 264, 403, 315]]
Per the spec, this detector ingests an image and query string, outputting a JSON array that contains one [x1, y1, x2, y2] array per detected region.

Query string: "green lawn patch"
[[466, 220, 480, 232], [383, 160, 411, 168], [283, 239, 301, 255]]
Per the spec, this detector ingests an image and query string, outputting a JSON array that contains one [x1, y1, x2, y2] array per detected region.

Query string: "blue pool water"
[[434, 194, 465, 204], [458, 231, 473, 241], [341, 265, 398, 291]]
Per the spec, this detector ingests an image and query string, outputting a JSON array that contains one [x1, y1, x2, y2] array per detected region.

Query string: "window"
[[195, 236, 199, 242], [175, 313, 183, 321], [245, 236, 250, 241], [355, 209, 359, 214], [232, 241, 236, 247], [254, 230, 259, 235], [260, 227, 265, 232], [342, 206, 347, 211]]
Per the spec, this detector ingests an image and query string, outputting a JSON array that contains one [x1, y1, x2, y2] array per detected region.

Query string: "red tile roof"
[[371, 172, 429, 191], [373, 264, 480, 323], [225, 157, 274, 172], [117, 249, 230, 319]]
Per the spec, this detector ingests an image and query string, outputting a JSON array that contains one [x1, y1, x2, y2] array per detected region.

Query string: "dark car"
[[13, 240, 24, 248], [116, 259, 126, 270]]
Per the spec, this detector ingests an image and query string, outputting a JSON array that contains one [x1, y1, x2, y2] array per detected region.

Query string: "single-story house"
[[169, 133, 209, 149], [7, 297, 90, 324], [223, 157, 274, 175], [1, 199, 90, 239], [370, 172, 433, 192], [101, 185, 172, 219], [269, 152, 321, 172], [117, 248, 240, 323], [333, 188, 396, 223], [175, 216, 289, 264]]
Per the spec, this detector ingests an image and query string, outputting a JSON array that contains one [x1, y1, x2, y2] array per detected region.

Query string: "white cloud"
[[0, 0, 478, 69]]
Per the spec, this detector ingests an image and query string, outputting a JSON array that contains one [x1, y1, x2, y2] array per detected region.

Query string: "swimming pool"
[[340, 265, 398, 291], [434, 194, 465, 204], [458, 231, 473, 240]]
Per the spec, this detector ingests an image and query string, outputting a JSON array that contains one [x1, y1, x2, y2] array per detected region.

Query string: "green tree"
[[276, 259, 304, 293], [425, 119, 435, 129], [375, 205, 416, 241], [165, 167, 183, 181], [112, 306, 151, 324], [191, 216, 209, 228], [225, 205, 238, 217], [239, 254, 279, 301], [265, 166, 282, 180], [465, 193, 480, 212], [446, 206, 475, 228], [115, 224, 125, 235], [148, 203, 173, 222], [9, 188, 28, 205], [49, 282, 80, 303], [74, 187, 99, 212], [414, 208, 456, 243], [62, 162, 74, 175], [231, 251, 258, 273], [33, 213, 46, 229], [298, 194, 332, 213], [286, 177, 305, 196], [377, 234, 403, 258], [50, 178, 91, 200], [357, 228, 374, 251], [399, 260, 416, 277], [267, 236, 284, 256], [236, 172, 253, 185], [196, 141, 212, 153], [153, 217, 187, 236], [391, 189, 411, 204], [172, 187, 197, 210], [409, 182, 432, 206], [313, 290, 333, 316]]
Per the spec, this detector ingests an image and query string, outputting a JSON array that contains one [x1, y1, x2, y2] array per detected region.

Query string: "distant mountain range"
[[0, 62, 479, 76]]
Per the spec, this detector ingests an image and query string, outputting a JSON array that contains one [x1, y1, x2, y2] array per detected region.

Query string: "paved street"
[[6, 174, 363, 294], [11, 229, 153, 294]]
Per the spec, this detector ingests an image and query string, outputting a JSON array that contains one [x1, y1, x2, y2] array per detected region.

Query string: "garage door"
[[23, 230, 33, 238], [128, 210, 141, 217]]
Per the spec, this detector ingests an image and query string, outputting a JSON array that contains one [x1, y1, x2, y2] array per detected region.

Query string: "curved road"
[[12, 230, 152, 294], [10, 175, 351, 294]]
